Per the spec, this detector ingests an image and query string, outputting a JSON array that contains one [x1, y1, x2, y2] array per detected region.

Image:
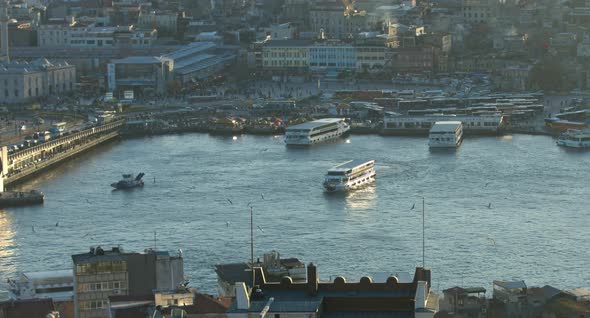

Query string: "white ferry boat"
[[429, 121, 463, 148], [323, 160, 376, 192], [556, 129, 590, 148], [284, 118, 350, 146]]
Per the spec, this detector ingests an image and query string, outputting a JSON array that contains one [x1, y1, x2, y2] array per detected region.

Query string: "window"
[[14, 89, 18, 97]]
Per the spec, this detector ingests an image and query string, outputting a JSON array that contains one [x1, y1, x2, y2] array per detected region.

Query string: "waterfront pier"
[[1, 120, 124, 187]]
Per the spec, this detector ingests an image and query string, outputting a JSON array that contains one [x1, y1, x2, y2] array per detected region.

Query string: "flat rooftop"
[[430, 121, 462, 133], [329, 160, 375, 172], [287, 118, 344, 131]]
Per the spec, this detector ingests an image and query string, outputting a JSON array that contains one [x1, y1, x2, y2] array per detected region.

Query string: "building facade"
[[107, 56, 173, 96], [72, 246, 184, 318], [262, 40, 310, 72], [309, 41, 356, 71], [309, 2, 368, 39], [0, 58, 75, 104], [38, 25, 157, 48], [138, 10, 179, 35], [462, 0, 496, 24]]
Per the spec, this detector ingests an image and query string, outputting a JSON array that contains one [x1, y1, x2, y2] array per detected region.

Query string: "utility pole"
[[422, 197, 425, 268], [250, 206, 255, 290]]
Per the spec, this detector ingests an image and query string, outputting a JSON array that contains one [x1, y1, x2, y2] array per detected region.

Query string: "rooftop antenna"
[[154, 230, 157, 251]]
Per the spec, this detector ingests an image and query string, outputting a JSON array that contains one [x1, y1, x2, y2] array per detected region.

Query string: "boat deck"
[[330, 160, 375, 171]]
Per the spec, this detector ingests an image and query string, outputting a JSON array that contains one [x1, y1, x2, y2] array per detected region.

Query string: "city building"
[[356, 45, 386, 73], [36, 18, 77, 47], [138, 10, 180, 35], [264, 22, 297, 41], [71, 246, 184, 318], [462, 0, 496, 25], [492, 280, 527, 318], [0, 298, 59, 318], [38, 24, 157, 48], [261, 40, 310, 72], [107, 55, 173, 96], [439, 286, 487, 318], [108, 289, 230, 318], [309, 1, 368, 39], [495, 65, 532, 91], [227, 264, 439, 318], [0, 58, 76, 104], [0, 0, 10, 62], [162, 42, 237, 84], [393, 46, 435, 73], [309, 40, 356, 72], [8, 21, 37, 47]]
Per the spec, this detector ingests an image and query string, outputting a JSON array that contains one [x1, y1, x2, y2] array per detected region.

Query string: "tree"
[[530, 58, 569, 92]]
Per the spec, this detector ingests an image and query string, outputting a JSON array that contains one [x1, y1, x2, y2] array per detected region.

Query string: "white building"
[[38, 24, 157, 48], [0, 58, 76, 103]]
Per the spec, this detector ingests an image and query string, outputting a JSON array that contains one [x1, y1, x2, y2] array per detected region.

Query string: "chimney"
[[307, 263, 318, 296], [235, 282, 250, 310]]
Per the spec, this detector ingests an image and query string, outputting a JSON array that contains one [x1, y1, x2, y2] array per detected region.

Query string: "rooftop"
[[494, 280, 527, 290], [112, 56, 171, 64], [229, 265, 432, 316], [286, 118, 345, 130], [329, 160, 375, 172], [21, 269, 73, 282], [265, 39, 312, 47], [430, 121, 462, 132], [71, 246, 171, 264]]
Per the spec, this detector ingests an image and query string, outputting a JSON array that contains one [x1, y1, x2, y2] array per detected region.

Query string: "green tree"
[[530, 58, 568, 91]]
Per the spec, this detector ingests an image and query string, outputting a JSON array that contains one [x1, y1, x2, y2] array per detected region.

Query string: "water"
[[1, 133, 589, 295]]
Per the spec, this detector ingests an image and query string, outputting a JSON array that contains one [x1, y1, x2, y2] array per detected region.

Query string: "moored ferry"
[[429, 121, 463, 148], [284, 118, 350, 146], [323, 160, 376, 192], [556, 129, 590, 148]]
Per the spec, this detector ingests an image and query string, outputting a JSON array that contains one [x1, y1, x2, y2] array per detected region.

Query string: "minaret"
[[0, 0, 9, 62]]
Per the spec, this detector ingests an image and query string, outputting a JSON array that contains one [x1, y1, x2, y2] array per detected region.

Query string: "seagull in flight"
[[487, 237, 496, 247], [257, 226, 264, 232], [260, 193, 265, 200], [31, 226, 36, 233], [411, 203, 415, 210], [55, 222, 59, 227], [484, 182, 491, 188], [226, 221, 230, 227], [226, 198, 233, 205], [487, 203, 492, 209]]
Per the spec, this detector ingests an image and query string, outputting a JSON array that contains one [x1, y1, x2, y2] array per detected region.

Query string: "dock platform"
[[0, 191, 44, 207]]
